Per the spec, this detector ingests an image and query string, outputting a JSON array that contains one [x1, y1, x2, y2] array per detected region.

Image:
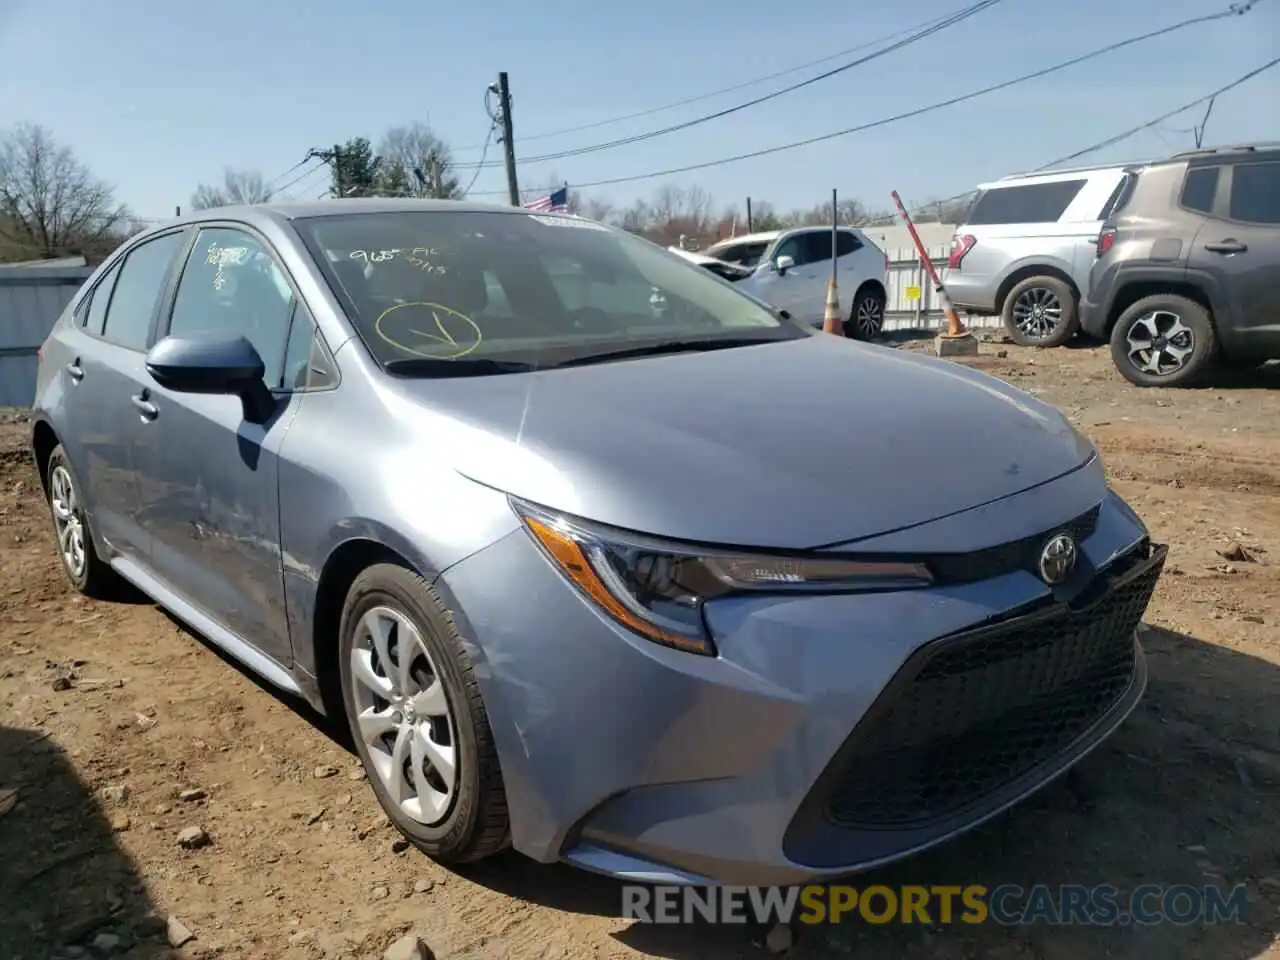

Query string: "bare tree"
[[191, 167, 274, 210], [376, 122, 460, 199], [0, 123, 130, 261]]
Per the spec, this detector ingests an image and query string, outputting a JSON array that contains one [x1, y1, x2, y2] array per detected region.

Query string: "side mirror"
[[774, 255, 795, 276], [146, 334, 274, 423]]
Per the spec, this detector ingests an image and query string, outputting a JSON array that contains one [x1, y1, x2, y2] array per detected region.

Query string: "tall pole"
[[745, 197, 753, 232], [830, 188, 838, 286], [332, 143, 345, 198], [497, 72, 520, 206]]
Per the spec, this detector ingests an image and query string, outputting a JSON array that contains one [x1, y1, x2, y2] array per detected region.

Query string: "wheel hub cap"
[[349, 606, 457, 826], [1125, 310, 1193, 376]]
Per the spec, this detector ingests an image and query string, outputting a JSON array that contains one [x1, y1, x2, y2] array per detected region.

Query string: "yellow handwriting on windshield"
[[374, 301, 482, 360]]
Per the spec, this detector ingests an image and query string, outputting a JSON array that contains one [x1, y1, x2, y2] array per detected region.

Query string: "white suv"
[[703, 227, 889, 338]]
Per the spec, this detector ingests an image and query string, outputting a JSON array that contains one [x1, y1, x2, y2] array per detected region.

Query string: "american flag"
[[525, 185, 569, 213]]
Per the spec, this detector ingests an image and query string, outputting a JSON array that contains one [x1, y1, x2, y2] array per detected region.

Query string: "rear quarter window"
[[1180, 166, 1220, 214], [964, 179, 1087, 226]]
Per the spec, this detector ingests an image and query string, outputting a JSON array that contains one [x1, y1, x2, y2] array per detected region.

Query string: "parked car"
[[1081, 143, 1280, 387], [945, 163, 1140, 347], [31, 199, 1164, 886], [703, 227, 889, 339], [665, 246, 754, 283]]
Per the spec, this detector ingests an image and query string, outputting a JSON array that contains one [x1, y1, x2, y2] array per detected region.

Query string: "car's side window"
[[169, 227, 295, 387], [81, 261, 122, 336], [99, 232, 187, 351], [1180, 166, 1220, 214], [1228, 161, 1280, 225], [835, 232, 862, 258], [773, 235, 809, 267], [280, 300, 338, 391], [801, 232, 834, 266]]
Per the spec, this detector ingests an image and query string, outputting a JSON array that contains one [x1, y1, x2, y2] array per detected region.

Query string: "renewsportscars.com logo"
[[622, 883, 1249, 927]]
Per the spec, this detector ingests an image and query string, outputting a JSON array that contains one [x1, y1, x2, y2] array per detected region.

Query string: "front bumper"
[[436, 480, 1161, 887]]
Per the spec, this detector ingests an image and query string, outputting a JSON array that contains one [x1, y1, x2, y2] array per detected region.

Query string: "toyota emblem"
[[1038, 533, 1078, 585]]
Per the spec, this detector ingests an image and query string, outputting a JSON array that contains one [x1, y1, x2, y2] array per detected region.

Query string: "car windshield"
[[704, 240, 770, 268], [293, 210, 797, 371]]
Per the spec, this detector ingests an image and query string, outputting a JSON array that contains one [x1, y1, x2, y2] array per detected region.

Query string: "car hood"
[[390, 336, 1094, 550]]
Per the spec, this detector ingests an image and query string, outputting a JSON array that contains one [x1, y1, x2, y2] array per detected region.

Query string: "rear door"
[[1206, 159, 1280, 356], [53, 230, 190, 562]]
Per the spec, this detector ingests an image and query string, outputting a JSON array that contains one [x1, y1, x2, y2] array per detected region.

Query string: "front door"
[[131, 225, 302, 664]]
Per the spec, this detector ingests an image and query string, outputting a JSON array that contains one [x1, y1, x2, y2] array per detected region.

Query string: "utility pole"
[[430, 155, 443, 198], [496, 72, 520, 206], [333, 143, 346, 198], [1194, 97, 1215, 148], [745, 197, 753, 232]]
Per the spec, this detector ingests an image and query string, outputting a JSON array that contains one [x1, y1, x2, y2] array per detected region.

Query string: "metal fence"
[[883, 244, 1000, 332], [0, 265, 93, 407]]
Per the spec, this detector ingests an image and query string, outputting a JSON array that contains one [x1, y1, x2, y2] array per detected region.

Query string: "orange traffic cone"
[[822, 277, 843, 336]]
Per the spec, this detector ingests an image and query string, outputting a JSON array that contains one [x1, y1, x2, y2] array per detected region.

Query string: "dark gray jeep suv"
[[1081, 143, 1280, 387]]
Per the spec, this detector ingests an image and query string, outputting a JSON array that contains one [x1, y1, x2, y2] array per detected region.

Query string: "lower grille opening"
[[824, 549, 1162, 830]]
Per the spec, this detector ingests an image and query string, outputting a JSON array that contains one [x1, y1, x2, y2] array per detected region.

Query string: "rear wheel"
[[845, 285, 886, 341], [338, 563, 509, 863], [1109, 294, 1218, 388], [1001, 275, 1079, 347], [45, 445, 120, 598]]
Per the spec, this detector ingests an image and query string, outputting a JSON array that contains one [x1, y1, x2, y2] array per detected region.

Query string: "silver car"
[[30, 200, 1164, 886], [945, 163, 1138, 347]]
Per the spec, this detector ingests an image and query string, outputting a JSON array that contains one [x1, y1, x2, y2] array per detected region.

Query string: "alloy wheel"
[[1125, 310, 1194, 377], [1011, 286, 1063, 341], [854, 295, 884, 338], [349, 605, 457, 825], [49, 465, 86, 580]]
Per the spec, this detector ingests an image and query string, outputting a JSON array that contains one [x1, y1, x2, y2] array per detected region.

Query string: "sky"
[[0, 0, 1276, 223]]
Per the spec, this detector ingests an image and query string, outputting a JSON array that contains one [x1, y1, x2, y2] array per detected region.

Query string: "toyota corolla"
[[30, 200, 1164, 886]]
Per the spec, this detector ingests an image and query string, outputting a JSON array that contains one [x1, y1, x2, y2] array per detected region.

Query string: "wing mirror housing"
[[146, 333, 275, 424]]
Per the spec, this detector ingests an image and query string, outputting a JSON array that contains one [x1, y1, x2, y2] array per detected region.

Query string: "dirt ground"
[[0, 339, 1277, 960]]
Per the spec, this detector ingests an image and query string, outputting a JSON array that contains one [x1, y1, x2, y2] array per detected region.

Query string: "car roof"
[[706, 231, 779, 247]]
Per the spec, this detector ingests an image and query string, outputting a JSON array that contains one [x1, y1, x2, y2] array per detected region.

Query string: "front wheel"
[[1109, 294, 1218, 388], [845, 286, 886, 341], [338, 563, 509, 863]]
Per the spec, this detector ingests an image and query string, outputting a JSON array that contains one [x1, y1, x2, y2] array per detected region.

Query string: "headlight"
[[514, 501, 933, 656]]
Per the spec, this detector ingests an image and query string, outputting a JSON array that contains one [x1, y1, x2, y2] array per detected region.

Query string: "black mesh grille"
[[824, 546, 1161, 830], [928, 504, 1101, 584]]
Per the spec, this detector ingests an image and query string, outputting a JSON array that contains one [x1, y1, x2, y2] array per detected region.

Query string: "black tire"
[[1001, 275, 1080, 348], [1109, 293, 1218, 388], [845, 284, 886, 341], [338, 563, 509, 863], [44, 444, 120, 598]]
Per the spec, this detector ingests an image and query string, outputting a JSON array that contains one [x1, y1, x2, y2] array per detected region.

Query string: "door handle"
[[66, 359, 84, 381], [130, 392, 158, 421], [1204, 239, 1247, 254]]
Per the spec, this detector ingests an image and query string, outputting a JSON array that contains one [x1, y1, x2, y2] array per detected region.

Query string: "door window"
[[81, 261, 122, 336], [99, 232, 187, 351], [169, 227, 295, 385], [774, 233, 832, 267], [1180, 167, 1220, 214], [835, 231, 862, 257], [1228, 161, 1280, 224]]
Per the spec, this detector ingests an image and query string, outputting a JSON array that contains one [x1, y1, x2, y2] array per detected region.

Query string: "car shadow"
[[0, 726, 177, 959]]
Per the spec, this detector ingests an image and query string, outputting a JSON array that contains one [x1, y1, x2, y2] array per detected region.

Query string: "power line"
[[273, 160, 327, 195], [1034, 57, 1280, 169], [265, 155, 315, 190], [452, 0, 1006, 171], [468, 2, 1265, 195], [462, 124, 497, 197], [451, 4, 1008, 153]]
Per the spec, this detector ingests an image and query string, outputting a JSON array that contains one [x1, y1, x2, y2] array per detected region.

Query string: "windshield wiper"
[[383, 357, 537, 378], [551, 335, 790, 368]]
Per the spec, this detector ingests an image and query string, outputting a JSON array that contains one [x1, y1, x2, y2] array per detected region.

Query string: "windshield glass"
[[292, 210, 793, 370], [704, 240, 770, 268]]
